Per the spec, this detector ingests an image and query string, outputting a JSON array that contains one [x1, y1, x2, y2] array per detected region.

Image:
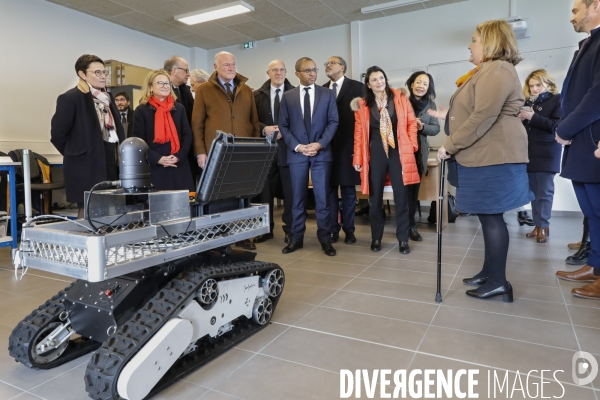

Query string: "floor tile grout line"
[[314, 304, 587, 353], [405, 223, 481, 373], [24, 359, 91, 393], [271, 322, 600, 393], [546, 235, 599, 400]]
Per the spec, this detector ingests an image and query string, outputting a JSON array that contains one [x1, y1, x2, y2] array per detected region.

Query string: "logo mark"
[[572, 351, 598, 386]]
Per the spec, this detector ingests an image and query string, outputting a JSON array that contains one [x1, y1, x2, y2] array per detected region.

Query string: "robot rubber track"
[[8, 282, 101, 369], [84, 260, 284, 400]]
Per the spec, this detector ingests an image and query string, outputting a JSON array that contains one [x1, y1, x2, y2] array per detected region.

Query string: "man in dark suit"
[[279, 57, 339, 256], [323, 56, 364, 245], [253, 60, 295, 244], [165, 56, 197, 178], [114, 92, 134, 138], [555, 0, 600, 299]]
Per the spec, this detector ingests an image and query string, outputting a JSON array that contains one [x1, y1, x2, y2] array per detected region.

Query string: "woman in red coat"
[[351, 66, 420, 253]]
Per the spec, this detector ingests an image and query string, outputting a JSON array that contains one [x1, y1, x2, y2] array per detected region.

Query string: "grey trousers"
[[528, 171, 556, 228]]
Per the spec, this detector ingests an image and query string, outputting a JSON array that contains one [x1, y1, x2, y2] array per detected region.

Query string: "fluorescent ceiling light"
[[175, 1, 254, 25], [361, 0, 429, 14]]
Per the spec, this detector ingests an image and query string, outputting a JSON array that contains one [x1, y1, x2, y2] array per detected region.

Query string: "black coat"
[[522, 92, 562, 173], [50, 86, 125, 203], [175, 84, 198, 175], [132, 102, 195, 192], [558, 26, 600, 182], [254, 78, 295, 166], [118, 107, 134, 138], [323, 77, 364, 186]]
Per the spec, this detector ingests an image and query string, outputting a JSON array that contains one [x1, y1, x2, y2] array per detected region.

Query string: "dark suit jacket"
[[522, 92, 562, 173], [279, 85, 339, 164], [50, 85, 125, 203], [323, 77, 363, 185], [254, 78, 295, 166], [132, 102, 194, 191], [175, 84, 194, 127], [557, 26, 600, 182], [118, 107, 134, 137]]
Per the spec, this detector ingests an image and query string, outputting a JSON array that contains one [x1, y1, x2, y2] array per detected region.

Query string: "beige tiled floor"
[[0, 208, 599, 399]]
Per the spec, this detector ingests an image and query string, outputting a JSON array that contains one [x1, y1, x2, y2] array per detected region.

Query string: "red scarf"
[[148, 95, 180, 155]]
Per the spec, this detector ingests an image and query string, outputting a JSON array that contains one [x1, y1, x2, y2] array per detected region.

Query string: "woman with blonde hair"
[[519, 69, 562, 243], [132, 69, 194, 191], [433, 19, 533, 302]]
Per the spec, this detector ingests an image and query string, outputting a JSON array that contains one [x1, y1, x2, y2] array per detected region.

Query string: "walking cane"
[[435, 159, 446, 303]]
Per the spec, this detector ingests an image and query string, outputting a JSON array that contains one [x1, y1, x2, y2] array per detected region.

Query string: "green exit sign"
[[243, 41, 254, 49]]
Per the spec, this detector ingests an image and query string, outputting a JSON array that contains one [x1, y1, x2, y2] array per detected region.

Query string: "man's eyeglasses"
[[324, 61, 342, 67], [222, 63, 236, 68], [114, 98, 128, 102], [88, 70, 109, 77], [270, 68, 286, 74], [153, 81, 171, 88], [174, 67, 190, 73], [299, 68, 318, 74]]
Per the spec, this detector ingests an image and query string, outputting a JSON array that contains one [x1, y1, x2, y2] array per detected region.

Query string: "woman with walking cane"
[[431, 19, 533, 302]]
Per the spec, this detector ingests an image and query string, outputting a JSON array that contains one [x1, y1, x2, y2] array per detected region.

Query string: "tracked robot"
[[8, 133, 284, 400]]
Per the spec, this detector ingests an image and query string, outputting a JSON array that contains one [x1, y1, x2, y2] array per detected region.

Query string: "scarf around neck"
[[375, 92, 395, 158], [83, 80, 119, 143], [148, 95, 180, 155], [455, 65, 481, 88], [409, 95, 429, 116]]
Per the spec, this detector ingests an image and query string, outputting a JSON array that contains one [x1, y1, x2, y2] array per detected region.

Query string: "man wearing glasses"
[[323, 56, 364, 245], [252, 60, 295, 244], [278, 57, 339, 256], [51, 54, 125, 219], [191, 51, 261, 250], [165, 56, 196, 176], [114, 92, 134, 138]]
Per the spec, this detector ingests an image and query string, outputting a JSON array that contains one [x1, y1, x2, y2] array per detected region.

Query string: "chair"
[[8, 150, 64, 215]]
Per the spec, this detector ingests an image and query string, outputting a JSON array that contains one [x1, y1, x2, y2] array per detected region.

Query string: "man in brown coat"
[[191, 51, 260, 250]]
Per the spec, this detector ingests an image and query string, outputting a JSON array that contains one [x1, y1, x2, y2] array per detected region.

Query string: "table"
[[0, 159, 21, 248], [355, 158, 449, 229]]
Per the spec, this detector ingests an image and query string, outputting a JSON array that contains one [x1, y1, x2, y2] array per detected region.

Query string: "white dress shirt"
[[329, 76, 345, 98], [270, 84, 283, 118], [298, 83, 315, 117]]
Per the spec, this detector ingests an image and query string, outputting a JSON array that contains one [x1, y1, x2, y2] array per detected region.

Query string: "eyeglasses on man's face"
[[270, 68, 286, 74], [222, 63, 236, 69], [114, 98, 128, 102], [88, 69, 109, 77], [174, 67, 190, 73], [153, 81, 171, 88], [324, 61, 342, 67], [299, 68, 318, 75]]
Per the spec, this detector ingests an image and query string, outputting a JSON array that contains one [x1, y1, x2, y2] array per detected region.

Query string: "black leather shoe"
[[566, 241, 590, 265], [330, 232, 339, 243], [321, 242, 336, 256], [409, 226, 422, 242], [371, 240, 381, 252], [466, 282, 513, 303], [284, 233, 291, 244], [463, 276, 488, 286], [235, 239, 256, 250], [399, 241, 410, 254], [253, 233, 274, 243], [282, 241, 303, 254], [517, 211, 534, 226], [344, 233, 357, 244]]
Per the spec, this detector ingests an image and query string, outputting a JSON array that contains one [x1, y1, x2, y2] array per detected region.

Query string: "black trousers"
[[279, 166, 293, 235], [328, 185, 357, 235], [407, 180, 421, 226], [368, 141, 409, 242]]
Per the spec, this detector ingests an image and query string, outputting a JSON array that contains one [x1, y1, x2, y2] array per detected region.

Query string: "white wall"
[[0, 0, 191, 153], [206, 24, 351, 89]]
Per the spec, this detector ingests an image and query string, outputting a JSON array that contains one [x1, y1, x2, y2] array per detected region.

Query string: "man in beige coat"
[[191, 51, 261, 250]]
